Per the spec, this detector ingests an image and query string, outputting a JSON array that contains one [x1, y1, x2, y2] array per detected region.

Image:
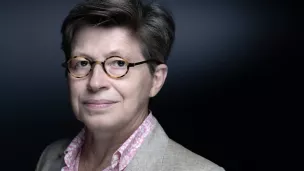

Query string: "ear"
[[149, 64, 168, 97]]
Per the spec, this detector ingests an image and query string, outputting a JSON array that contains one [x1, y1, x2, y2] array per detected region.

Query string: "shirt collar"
[[63, 112, 156, 170]]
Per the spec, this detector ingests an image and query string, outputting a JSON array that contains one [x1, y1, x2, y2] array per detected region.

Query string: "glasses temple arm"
[[129, 59, 163, 67]]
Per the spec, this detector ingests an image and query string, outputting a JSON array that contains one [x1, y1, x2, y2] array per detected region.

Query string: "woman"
[[36, 0, 225, 171]]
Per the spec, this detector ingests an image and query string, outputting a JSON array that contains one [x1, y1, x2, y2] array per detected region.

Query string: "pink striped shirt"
[[61, 113, 156, 171]]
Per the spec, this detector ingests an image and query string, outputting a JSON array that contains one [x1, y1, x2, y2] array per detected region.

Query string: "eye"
[[77, 60, 89, 67], [69, 58, 91, 70], [114, 60, 126, 67], [106, 58, 128, 68]]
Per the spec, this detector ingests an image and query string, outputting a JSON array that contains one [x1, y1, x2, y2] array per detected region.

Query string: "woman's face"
[[68, 26, 167, 132]]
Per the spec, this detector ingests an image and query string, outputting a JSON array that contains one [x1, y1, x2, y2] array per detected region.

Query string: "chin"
[[80, 111, 128, 132]]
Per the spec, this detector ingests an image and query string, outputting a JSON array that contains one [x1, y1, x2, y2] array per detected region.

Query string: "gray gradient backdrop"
[[0, 0, 302, 170]]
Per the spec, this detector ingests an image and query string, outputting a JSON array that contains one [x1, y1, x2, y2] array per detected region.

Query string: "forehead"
[[71, 26, 142, 60]]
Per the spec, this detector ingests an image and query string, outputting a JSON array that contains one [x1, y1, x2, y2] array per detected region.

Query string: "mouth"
[[83, 99, 118, 110]]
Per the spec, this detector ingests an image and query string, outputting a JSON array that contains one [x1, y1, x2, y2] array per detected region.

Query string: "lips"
[[83, 99, 118, 109]]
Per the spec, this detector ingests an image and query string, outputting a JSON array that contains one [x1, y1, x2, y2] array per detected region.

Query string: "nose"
[[87, 64, 110, 92]]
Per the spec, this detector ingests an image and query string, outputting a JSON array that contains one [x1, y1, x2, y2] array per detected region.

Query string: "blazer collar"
[[125, 120, 169, 171], [48, 139, 71, 171]]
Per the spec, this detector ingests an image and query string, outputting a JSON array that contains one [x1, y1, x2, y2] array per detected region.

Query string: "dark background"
[[0, 0, 302, 170]]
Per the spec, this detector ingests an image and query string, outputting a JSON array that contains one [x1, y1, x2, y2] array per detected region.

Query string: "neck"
[[80, 109, 149, 169]]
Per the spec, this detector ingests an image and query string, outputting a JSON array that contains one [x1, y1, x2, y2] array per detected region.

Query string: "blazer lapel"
[[125, 121, 169, 171], [48, 152, 66, 171], [41, 140, 70, 171]]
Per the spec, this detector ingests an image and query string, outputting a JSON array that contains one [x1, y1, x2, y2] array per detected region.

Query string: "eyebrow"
[[72, 50, 131, 60], [106, 50, 125, 57]]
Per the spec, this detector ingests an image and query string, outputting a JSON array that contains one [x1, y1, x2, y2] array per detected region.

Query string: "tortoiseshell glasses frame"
[[61, 56, 163, 79]]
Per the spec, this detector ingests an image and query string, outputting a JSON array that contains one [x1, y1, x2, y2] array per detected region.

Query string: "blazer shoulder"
[[35, 139, 71, 171], [40, 139, 71, 158], [162, 139, 225, 171]]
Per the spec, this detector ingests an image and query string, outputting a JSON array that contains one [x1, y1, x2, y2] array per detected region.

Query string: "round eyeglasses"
[[62, 56, 162, 79]]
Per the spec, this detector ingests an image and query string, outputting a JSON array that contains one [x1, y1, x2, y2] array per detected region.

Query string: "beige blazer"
[[35, 121, 225, 171]]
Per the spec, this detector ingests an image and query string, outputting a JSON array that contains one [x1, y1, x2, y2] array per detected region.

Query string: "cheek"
[[119, 72, 152, 102], [68, 80, 86, 102]]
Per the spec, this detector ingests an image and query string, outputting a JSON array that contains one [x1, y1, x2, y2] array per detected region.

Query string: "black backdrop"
[[0, 0, 302, 170]]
